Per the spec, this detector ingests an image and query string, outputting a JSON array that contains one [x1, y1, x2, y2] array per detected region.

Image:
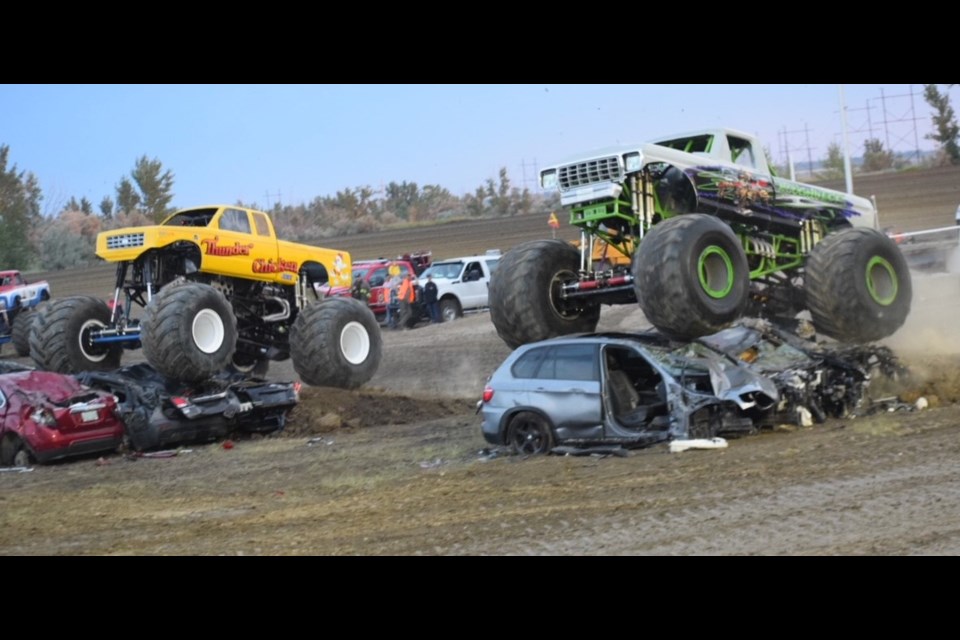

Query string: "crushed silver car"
[[479, 320, 900, 455]]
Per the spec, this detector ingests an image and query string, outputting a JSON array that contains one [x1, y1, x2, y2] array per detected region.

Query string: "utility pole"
[[839, 84, 854, 195]]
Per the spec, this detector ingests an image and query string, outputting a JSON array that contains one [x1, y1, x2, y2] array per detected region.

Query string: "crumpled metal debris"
[[552, 445, 630, 457]]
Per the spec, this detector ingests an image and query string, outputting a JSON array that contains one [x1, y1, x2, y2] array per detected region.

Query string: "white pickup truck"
[[421, 251, 501, 322]]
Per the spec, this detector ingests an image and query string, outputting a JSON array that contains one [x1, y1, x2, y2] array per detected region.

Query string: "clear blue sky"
[[1, 84, 954, 215]]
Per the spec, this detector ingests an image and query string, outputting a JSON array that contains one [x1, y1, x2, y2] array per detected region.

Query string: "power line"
[[263, 190, 282, 209]]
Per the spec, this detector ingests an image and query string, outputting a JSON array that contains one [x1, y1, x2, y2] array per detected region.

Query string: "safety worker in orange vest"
[[397, 272, 416, 329]]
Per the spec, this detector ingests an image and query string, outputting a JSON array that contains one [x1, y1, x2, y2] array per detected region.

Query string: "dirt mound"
[[281, 386, 473, 437]]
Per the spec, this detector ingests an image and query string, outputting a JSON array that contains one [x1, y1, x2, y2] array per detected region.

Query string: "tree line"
[[0, 150, 553, 271]]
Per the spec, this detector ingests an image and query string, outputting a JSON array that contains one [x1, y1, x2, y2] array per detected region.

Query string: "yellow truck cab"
[[97, 205, 352, 290], [34, 205, 381, 389]]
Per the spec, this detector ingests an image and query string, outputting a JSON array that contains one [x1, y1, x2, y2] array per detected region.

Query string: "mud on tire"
[[290, 296, 382, 389], [30, 296, 122, 373], [633, 214, 749, 340], [141, 282, 238, 382], [805, 227, 912, 342], [489, 239, 601, 349]]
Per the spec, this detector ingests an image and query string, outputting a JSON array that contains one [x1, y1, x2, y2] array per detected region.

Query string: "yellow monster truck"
[[29, 205, 382, 388]]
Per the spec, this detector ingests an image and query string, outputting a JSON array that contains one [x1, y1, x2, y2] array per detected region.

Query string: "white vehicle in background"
[[420, 251, 501, 321]]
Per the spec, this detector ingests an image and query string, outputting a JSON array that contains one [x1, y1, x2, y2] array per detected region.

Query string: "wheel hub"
[[340, 321, 371, 365], [865, 256, 898, 306], [78, 319, 110, 362], [192, 308, 226, 354], [698, 246, 735, 299]]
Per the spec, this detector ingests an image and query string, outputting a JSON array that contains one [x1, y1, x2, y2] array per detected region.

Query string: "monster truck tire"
[[29, 296, 122, 373], [489, 239, 601, 349], [11, 308, 36, 357], [141, 282, 238, 382], [805, 227, 912, 342], [290, 297, 382, 389], [633, 214, 749, 340]]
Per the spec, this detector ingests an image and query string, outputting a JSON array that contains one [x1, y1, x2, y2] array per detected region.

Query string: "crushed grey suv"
[[479, 323, 883, 455]]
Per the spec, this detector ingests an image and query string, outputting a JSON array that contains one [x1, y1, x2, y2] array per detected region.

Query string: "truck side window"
[[220, 209, 252, 233], [728, 136, 756, 169], [369, 268, 387, 287], [252, 212, 271, 236], [465, 262, 482, 281]]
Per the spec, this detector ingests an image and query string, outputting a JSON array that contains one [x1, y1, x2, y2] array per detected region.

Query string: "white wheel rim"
[[79, 319, 108, 363], [340, 321, 370, 365], [192, 308, 225, 354]]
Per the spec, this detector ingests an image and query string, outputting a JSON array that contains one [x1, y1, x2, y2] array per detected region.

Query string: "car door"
[[457, 260, 488, 309], [200, 208, 269, 277], [528, 343, 602, 439], [366, 266, 390, 313]]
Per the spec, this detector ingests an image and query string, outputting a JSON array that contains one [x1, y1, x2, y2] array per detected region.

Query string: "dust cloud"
[[883, 269, 960, 357]]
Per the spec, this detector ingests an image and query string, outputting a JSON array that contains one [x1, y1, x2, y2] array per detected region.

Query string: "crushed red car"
[[0, 364, 124, 466], [0, 361, 300, 466]]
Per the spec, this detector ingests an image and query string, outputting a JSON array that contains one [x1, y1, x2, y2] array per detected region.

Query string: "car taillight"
[[293, 381, 302, 398], [30, 408, 58, 427], [171, 396, 190, 408], [482, 386, 494, 403]]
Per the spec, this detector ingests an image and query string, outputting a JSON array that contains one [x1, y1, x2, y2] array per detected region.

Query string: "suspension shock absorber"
[[580, 229, 590, 273], [629, 174, 642, 240], [296, 271, 308, 310]]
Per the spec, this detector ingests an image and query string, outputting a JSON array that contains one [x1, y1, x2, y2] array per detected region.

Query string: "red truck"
[[318, 252, 431, 322]]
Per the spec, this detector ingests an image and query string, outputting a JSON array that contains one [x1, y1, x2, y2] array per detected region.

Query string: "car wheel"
[[506, 411, 554, 455], [290, 297, 382, 389], [489, 239, 601, 349], [141, 282, 239, 382], [805, 227, 912, 342], [633, 214, 749, 340], [1, 435, 32, 467], [440, 298, 461, 322], [29, 296, 122, 373]]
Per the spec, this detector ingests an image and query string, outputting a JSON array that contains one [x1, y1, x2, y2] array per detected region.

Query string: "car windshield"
[[352, 267, 370, 280], [640, 343, 712, 377], [422, 262, 463, 279]]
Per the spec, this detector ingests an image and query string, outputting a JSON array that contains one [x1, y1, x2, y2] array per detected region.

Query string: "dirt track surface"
[[2, 168, 960, 555]]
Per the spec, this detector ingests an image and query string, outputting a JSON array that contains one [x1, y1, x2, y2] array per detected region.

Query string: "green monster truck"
[[490, 128, 912, 348]]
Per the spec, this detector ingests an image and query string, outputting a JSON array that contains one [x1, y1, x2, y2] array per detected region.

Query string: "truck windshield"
[[423, 262, 463, 279], [163, 208, 218, 227]]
